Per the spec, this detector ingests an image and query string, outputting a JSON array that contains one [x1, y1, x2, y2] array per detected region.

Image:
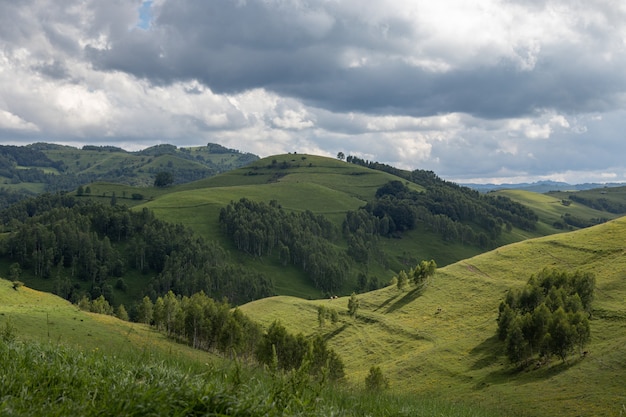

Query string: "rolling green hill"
[[0, 142, 258, 206], [492, 189, 621, 236], [0, 279, 501, 417], [134, 153, 528, 298], [239, 216, 626, 417], [4, 152, 614, 306]]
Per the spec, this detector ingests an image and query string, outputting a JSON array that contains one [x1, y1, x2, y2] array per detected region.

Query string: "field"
[[240, 216, 626, 416], [493, 189, 621, 237], [0, 279, 502, 417]]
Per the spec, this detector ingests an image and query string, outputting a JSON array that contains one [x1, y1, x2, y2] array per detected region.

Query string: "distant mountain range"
[[461, 180, 626, 193]]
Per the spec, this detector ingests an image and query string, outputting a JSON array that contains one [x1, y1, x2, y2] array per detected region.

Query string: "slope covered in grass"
[[240, 217, 626, 417], [0, 278, 503, 417], [494, 189, 620, 236]]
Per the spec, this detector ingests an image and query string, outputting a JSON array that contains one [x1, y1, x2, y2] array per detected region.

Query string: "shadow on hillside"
[[323, 324, 349, 342], [385, 287, 424, 314], [469, 335, 503, 371], [374, 293, 400, 311], [471, 339, 584, 390]]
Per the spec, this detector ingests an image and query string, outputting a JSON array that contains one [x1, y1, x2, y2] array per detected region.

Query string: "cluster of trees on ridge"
[[344, 156, 538, 246], [0, 194, 273, 307], [497, 268, 594, 364]]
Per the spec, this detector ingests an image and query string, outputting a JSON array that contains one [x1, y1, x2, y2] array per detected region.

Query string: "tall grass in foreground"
[[0, 337, 503, 417]]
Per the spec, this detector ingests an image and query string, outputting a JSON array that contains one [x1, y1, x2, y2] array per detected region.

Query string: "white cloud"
[[0, 0, 625, 185]]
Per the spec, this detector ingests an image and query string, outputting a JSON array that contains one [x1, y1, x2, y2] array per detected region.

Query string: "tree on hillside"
[[412, 259, 437, 287], [347, 292, 360, 318], [337, 152, 345, 161], [154, 171, 174, 187], [365, 366, 389, 391], [497, 268, 594, 365]]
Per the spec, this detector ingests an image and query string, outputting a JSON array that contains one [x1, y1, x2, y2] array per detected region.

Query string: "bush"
[[365, 366, 389, 391]]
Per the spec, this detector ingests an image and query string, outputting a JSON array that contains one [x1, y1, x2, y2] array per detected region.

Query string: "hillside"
[[134, 153, 540, 297], [0, 278, 501, 417], [0, 142, 258, 206], [492, 189, 622, 237], [240, 216, 626, 417], [3, 152, 612, 307]]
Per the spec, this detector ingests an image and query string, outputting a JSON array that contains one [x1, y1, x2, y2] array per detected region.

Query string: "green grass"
[[240, 216, 626, 417], [0, 278, 502, 417], [494, 189, 621, 236]]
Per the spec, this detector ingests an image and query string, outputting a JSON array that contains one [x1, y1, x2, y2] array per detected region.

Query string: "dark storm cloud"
[[3, 0, 626, 184], [88, 0, 626, 120]]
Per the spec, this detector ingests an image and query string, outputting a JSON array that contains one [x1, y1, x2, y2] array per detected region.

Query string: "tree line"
[[0, 193, 274, 306], [343, 179, 537, 248], [496, 268, 594, 365], [75, 289, 345, 381]]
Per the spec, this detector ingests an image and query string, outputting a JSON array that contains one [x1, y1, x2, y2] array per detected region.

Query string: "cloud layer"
[[1, 0, 626, 183]]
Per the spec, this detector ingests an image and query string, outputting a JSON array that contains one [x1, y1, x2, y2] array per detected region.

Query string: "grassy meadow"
[[0, 278, 502, 417], [240, 216, 626, 417]]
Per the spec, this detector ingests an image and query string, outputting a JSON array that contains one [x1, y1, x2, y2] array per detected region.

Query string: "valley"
[[1, 144, 625, 416]]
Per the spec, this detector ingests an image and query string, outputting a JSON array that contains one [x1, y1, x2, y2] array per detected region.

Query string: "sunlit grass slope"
[[240, 217, 626, 417], [494, 189, 621, 236], [0, 278, 213, 364], [0, 279, 505, 417]]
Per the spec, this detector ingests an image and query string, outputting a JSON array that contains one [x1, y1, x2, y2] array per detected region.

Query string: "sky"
[[1, 0, 626, 184]]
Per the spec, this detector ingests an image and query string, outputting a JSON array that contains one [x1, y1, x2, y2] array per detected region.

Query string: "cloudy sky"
[[1, 0, 626, 184]]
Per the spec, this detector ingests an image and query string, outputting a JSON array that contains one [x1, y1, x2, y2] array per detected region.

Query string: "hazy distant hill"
[[0, 142, 258, 207], [462, 180, 626, 193]]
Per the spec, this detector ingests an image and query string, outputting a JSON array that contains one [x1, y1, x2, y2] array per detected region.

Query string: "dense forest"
[[219, 198, 349, 293], [0, 194, 273, 308]]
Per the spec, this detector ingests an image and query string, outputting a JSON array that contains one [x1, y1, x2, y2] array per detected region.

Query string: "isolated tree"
[[412, 259, 437, 287], [76, 185, 84, 196], [154, 171, 174, 187], [9, 262, 21, 282], [396, 270, 409, 291], [347, 292, 360, 318], [365, 366, 389, 391], [337, 152, 345, 161]]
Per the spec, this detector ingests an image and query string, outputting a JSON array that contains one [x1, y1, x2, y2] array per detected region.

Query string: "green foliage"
[[256, 321, 344, 380], [0, 193, 274, 306], [345, 158, 539, 246], [412, 259, 437, 287], [365, 366, 389, 391], [497, 268, 594, 364], [220, 198, 346, 292], [347, 292, 359, 318], [115, 304, 129, 321], [154, 171, 174, 187]]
